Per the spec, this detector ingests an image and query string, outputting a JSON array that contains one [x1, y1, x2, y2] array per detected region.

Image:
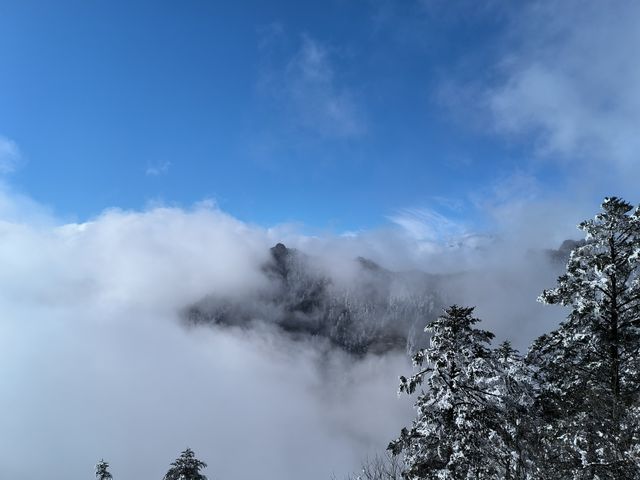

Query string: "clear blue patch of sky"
[[0, 0, 566, 230]]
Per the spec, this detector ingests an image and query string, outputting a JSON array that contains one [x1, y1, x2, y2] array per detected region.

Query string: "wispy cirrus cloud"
[[146, 160, 171, 176], [0, 136, 22, 174], [388, 207, 467, 244], [259, 31, 366, 138]]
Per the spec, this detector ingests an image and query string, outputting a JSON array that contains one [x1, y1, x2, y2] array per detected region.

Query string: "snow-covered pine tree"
[[95, 459, 113, 480], [532, 197, 640, 479], [490, 341, 539, 480], [163, 448, 208, 480], [388, 305, 501, 479]]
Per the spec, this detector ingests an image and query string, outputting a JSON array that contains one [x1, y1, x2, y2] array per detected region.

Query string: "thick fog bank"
[[0, 197, 577, 479]]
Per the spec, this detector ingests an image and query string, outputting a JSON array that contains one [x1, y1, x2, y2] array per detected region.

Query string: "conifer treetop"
[[95, 459, 113, 480], [163, 448, 208, 480]]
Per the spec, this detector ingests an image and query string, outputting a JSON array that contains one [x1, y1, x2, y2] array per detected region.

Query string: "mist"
[[0, 183, 589, 480]]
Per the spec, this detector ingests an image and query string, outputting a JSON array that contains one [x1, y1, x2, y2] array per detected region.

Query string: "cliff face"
[[184, 243, 446, 355], [184, 241, 576, 355]]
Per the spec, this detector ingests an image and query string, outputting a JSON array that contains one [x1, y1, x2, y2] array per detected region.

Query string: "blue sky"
[[0, 1, 636, 234]]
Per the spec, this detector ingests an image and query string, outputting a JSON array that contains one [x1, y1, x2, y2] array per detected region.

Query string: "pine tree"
[[490, 342, 539, 480], [163, 448, 208, 480], [388, 305, 500, 479], [95, 459, 113, 480], [532, 197, 640, 478]]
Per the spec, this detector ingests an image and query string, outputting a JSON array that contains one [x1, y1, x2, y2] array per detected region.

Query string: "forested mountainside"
[[184, 241, 572, 355]]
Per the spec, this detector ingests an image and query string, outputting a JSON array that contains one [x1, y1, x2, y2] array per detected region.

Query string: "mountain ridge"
[[184, 241, 575, 355]]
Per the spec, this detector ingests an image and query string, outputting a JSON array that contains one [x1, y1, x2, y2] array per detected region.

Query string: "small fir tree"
[[95, 459, 113, 480], [164, 448, 208, 480]]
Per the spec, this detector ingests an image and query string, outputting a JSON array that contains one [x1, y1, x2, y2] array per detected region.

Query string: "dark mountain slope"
[[184, 241, 576, 355]]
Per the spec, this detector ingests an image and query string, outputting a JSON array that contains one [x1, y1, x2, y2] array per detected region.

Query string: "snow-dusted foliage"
[[95, 459, 113, 480], [490, 342, 539, 479], [163, 448, 208, 480], [389, 305, 519, 479], [530, 197, 640, 478], [388, 197, 640, 478]]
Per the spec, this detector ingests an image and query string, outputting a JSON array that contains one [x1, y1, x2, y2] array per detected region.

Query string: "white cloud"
[[146, 160, 171, 176], [0, 136, 22, 173], [388, 207, 467, 244], [288, 36, 365, 137], [0, 195, 417, 480], [260, 33, 366, 138], [487, 1, 640, 174], [0, 182, 591, 479]]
